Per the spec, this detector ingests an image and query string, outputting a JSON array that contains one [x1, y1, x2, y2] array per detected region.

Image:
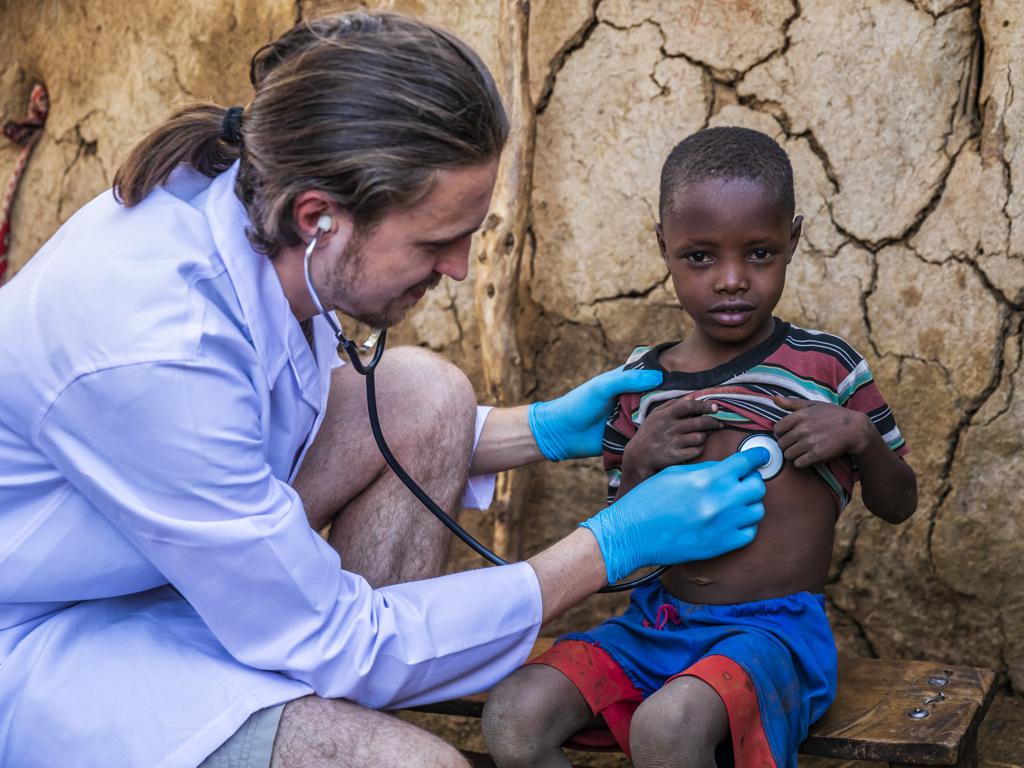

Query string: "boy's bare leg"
[[276, 346, 478, 767], [294, 345, 477, 586], [482, 664, 601, 768], [628, 675, 728, 768]]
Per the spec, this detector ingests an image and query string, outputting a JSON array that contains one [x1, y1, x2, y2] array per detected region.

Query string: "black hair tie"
[[220, 106, 244, 145]]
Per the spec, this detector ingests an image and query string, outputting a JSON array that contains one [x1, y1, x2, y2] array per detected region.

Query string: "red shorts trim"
[[528, 644, 777, 765], [526, 639, 641, 756], [670, 655, 777, 767]]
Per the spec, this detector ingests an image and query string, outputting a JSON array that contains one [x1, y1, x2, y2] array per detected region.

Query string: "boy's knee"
[[481, 675, 535, 762], [483, 668, 567, 767], [630, 678, 724, 768]]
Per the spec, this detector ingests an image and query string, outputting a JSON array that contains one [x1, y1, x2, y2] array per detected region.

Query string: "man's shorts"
[[527, 582, 837, 767], [199, 703, 285, 768]]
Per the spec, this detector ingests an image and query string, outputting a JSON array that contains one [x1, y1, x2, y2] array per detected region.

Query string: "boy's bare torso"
[[663, 424, 836, 604], [651, 341, 837, 605]]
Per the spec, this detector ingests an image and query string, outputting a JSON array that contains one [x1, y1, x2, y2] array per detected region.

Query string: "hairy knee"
[[428, 742, 471, 768], [380, 347, 476, 436], [275, 696, 470, 768]]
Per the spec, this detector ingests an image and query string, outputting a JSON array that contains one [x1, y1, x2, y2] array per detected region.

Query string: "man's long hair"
[[114, 12, 508, 256]]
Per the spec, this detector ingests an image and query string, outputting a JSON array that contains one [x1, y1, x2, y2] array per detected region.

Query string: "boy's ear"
[[786, 215, 803, 263], [655, 223, 668, 262]]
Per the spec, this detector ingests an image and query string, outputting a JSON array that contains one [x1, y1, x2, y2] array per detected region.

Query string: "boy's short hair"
[[659, 126, 795, 222]]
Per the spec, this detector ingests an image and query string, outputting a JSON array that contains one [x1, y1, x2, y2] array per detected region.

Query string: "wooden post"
[[474, 0, 535, 560]]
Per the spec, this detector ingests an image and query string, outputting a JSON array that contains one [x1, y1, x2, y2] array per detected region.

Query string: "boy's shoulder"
[[764, 323, 882, 410], [773, 322, 869, 374], [622, 344, 655, 369]]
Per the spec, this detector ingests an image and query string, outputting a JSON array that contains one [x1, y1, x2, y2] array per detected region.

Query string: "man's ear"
[[292, 190, 353, 246], [786, 215, 803, 264], [655, 223, 668, 263]]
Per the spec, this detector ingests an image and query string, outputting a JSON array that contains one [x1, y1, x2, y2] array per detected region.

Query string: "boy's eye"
[[748, 248, 774, 262], [683, 251, 713, 264]]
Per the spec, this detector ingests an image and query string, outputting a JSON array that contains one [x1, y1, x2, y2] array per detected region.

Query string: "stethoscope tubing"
[[306, 227, 662, 592], [357, 346, 666, 592]]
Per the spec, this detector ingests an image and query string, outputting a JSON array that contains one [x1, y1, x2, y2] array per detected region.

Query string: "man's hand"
[[581, 448, 769, 583], [772, 395, 873, 468], [620, 398, 722, 493], [529, 366, 663, 461]]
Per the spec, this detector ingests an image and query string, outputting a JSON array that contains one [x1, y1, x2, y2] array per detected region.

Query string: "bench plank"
[[412, 638, 996, 767], [802, 655, 995, 765]]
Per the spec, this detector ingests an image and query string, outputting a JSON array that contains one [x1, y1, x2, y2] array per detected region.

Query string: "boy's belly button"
[[667, 426, 837, 602], [687, 562, 754, 585]]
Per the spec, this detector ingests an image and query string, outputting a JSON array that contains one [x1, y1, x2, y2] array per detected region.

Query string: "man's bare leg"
[[294, 345, 477, 585], [272, 696, 470, 768], [274, 346, 478, 768]]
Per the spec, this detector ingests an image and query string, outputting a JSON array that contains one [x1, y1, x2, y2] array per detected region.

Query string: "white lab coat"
[[0, 163, 542, 767]]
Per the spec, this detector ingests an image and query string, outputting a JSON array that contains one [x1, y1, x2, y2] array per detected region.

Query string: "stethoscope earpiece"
[[737, 433, 785, 481], [301, 214, 385, 372]]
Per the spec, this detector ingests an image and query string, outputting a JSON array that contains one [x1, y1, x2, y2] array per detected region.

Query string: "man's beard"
[[328, 233, 441, 329]]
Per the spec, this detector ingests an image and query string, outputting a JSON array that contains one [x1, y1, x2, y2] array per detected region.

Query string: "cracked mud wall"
[[2, 0, 1023, 763]]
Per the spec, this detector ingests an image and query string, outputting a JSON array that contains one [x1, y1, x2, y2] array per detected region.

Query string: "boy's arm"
[[772, 396, 917, 524], [850, 425, 917, 523]]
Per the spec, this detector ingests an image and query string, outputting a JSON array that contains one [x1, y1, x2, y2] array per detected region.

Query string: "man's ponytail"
[[114, 12, 508, 257], [113, 104, 242, 206]]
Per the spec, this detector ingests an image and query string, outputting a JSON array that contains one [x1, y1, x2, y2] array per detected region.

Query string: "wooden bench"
[[411, 638, 997, 767]]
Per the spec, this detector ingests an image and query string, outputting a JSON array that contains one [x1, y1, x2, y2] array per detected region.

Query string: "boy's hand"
[[772, 395, 875, 468], [621, 398, 722, 490]]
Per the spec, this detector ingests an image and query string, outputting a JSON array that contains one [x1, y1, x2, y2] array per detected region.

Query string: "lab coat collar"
[[203, 162, 322, 411]]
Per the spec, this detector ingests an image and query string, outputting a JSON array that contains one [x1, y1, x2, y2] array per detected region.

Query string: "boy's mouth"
[[709, 300, 755, 326]]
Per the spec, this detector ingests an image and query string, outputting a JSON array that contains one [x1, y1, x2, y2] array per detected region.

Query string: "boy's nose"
[[716, 263, 748, 293]]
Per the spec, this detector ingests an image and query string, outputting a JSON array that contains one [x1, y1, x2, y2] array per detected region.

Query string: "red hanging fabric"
[[2, 83, 50, 283]]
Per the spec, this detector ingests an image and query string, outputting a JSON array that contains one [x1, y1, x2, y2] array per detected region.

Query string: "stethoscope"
[[303, 216, 784, 592]]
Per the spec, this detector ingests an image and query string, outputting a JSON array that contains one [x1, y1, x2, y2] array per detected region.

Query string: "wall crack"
[[535, 0, 603, 116]]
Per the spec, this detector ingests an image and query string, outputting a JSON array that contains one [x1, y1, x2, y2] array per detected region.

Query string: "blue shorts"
[[528, 582, 837, 767]]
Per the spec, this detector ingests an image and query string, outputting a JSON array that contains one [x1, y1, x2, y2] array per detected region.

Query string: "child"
[[482, 127, 918, 768]]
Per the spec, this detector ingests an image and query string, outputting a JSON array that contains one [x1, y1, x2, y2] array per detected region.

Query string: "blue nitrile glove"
[[529, 366, 664, 461], [580, 448, 770, 583]]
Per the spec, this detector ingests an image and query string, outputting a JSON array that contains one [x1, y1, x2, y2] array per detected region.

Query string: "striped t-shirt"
[[603, 320, 908, 513]]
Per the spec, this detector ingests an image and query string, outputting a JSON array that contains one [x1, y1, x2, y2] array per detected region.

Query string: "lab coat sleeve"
[[461, 405, 496, 510], [34, 360, 542, 708]]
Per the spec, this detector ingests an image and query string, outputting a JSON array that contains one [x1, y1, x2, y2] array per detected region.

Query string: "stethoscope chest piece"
[[737, 433, 785, 481]]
